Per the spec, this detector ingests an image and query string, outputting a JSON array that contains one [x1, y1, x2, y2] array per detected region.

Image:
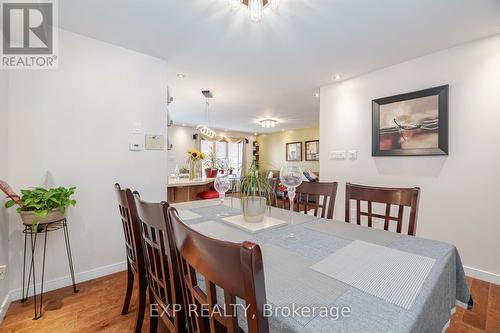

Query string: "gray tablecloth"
[[173, 199, 471, 333]]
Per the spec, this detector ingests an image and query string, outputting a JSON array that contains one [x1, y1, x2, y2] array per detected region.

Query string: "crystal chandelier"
[[197, 91, 216, 139], [260, 119, 278, 128], [230, 0, 281, 23]]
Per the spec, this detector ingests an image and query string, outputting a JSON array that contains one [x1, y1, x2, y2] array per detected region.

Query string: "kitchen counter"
[[167, 177, 215, 187], [167, 177, 215, 203]]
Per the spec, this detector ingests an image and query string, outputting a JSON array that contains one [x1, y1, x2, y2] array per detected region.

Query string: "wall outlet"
[[329, 150, 347, 160], [0, 265, 6, 280]]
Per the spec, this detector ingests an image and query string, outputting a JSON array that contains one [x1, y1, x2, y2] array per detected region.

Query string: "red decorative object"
[[198, 190, 219, 200], [205, 169, 218, 178]]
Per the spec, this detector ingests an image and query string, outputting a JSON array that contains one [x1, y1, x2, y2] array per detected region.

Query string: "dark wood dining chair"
[[133, 194, 186, 333], [268, 177, 278, 208], [167, 206, 269, 333], [344, 183, 420, 236], [114, 184, 147, 333], [294, 182, 338, 219]]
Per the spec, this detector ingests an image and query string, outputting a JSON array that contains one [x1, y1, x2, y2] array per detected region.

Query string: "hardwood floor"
[[1, 271, 499, 332], [447, 277, 500, 333]]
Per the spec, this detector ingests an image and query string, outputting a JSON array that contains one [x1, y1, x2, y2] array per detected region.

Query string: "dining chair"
[[114, 184, 147, 333], [268, 177, 278, 208], [344, 183, 420, 236], [294, 182, 338, 219], [133, 194, 186, 333], [167, 206, 269, 333]]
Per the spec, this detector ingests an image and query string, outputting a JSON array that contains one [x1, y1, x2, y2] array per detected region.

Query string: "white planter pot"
[[20, 209, 66, 226], [241, 196, 267, 223]]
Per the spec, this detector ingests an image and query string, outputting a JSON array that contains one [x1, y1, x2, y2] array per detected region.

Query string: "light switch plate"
[[0, 265, 6, 280], [330, 150, 347, 160], [145, 134, 165, 150], [129, 143, 143, 151], [348, 150, 358, 160]]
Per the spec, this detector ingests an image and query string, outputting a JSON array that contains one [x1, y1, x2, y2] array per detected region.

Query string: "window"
[[201, 139, 244, 176]]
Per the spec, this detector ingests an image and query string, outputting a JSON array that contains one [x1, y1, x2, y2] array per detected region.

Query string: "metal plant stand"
[[21, 219, 79, 320]]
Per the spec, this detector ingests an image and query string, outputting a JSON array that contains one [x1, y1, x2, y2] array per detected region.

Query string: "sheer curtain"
[[200, 138, 245, 176]]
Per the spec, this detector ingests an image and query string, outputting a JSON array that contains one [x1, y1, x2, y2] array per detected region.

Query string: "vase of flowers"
[[187, 149, 205, 180]]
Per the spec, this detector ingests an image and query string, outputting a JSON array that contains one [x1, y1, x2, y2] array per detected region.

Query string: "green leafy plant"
[[203, 147, 218, 170], [240, 161, 271, 199], [5, 187, 77, 218]]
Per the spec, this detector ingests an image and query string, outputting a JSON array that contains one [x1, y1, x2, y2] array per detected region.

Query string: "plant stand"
[[20, 218, 79, 320]]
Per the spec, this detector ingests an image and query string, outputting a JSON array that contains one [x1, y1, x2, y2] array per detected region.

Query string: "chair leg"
[[121, 261, 134, 315], [149, 289, 159, 333], [133, 275, 147, 333]]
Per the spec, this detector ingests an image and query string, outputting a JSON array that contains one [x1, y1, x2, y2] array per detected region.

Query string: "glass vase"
[[189, 159, 196, 180]]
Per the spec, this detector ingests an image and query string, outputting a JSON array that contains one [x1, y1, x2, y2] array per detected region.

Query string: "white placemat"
[[260, 244, 349, 325], [310, 240, 436, 310], [221, 214, 288, 234], [177, 210, 202, 221], [191, 221, 250, 243]]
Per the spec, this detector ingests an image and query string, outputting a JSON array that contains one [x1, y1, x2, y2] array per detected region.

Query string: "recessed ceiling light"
[[177, 73, 185, 79], [334, 74, 342, 81], [314, 92, 320, 97]]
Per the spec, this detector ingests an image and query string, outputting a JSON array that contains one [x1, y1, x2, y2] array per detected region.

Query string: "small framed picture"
[[305, 140, 319, 161], [286, 142, 302, 161]]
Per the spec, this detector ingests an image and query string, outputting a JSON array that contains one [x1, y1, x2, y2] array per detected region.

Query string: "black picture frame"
[[372, 85, 449, 156], [286, 142, 302, 161], [305, 140, 319, 161]]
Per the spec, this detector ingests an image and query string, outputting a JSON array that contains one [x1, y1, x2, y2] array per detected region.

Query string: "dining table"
[[172, 198, 472, 333]]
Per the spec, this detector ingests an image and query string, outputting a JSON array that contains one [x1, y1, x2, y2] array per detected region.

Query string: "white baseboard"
[[464, 265, 500, 285], [0, 293, 11, 322], [9, 261, 127, 302]]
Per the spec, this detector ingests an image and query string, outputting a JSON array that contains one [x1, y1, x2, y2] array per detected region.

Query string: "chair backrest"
[[268, 178, 278, 207], [114, 184, 144, 276], [133, 194, 185, 333], [295, 182, 338, 219], [167, 207, 269, 333], [344, 183, 420, 236]]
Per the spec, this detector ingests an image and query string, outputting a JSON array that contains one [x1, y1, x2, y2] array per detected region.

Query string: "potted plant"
[[187, 148, 205, 180], [1, 183, 77, 230], [240, 161, 271, 223], [203, 147, 218, 178]]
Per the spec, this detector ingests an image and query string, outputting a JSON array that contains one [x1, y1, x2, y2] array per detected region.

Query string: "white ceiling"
[[59, 0, 500, 133]]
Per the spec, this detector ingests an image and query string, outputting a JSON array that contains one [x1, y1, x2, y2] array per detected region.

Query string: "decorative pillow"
[[198, 190, 219, 200], [267, 171, 274, 179], [303, 172, 314, 182], [307, 170, 319, 181]]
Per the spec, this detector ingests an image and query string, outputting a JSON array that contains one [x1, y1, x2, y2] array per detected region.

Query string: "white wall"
[[167, 125, 255, 174], [320, 35, 500, 283], [0, 69, 10, 317], [7, 30, 168, 296]]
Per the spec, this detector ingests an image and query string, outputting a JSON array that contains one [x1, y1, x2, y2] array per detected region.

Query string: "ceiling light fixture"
[[260, 118, 278, 128], [177, 73, 185, 78], [196, 90, 216, 139], [231, 0, 281, 23], [334, 74, 342, 81]]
